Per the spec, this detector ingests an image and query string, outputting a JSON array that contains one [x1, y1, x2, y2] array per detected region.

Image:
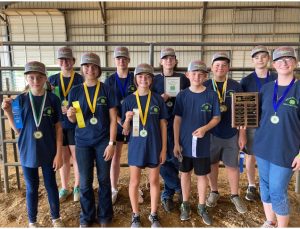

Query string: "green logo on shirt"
[[129, 85, 136, 92], [201, 103, 212, 112], [43, 106, 53, 116], [97, 96, 107, 105], [284, 97, 298, 108], [150, 105, 160, 114]]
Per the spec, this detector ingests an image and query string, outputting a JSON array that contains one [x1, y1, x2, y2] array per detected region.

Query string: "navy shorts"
[[63, 128, 75, 146]]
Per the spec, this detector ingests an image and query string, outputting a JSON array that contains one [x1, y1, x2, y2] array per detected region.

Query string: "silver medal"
[[90, 117, 98, 125], [166, 101, 173, 107], [33, 131, 43, 139], [270, 115, 279, 124], [140, 129, 148, 137]]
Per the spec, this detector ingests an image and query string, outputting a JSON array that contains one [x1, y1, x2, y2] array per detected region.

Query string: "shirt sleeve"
[[106, 85, 119, 109], [173, 92, 183, 117], [212, 91, 221, 117], [51, 95, 63, 124], [159, 96, 169, 120]]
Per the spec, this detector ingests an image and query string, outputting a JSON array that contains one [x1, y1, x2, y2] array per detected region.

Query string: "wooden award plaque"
[[232, 92, 259, 128]]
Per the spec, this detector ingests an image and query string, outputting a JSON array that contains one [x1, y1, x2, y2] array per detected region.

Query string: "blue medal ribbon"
[[115, 72, 130, 99], [239, 151, 245, 173], [273, 78, 295, 114], [253, 71, 270, 92], [12, 99, 23, 129]]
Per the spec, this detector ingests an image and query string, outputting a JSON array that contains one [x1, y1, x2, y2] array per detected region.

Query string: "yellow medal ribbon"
[[60, 70, 75, 100], [83, 81, 100, 115], [212, 78, 227, 103], [135, 90, 151, 127]]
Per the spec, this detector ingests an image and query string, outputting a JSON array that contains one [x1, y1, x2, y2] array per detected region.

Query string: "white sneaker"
[[138, 189, 144, 204], [28, 222, 39, 228], [112, 189, 118, 205]]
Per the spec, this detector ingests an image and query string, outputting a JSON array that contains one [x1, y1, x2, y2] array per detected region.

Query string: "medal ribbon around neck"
[[135, 90, 151, 128], [29, 90, 47, 129], [272, 78, 295, 114], [212, 78, 227, 104], [60, 70, 75, 99], [115, 72, 130, 98], [83, 81, 100, 115], [254, 71, 270, 92]]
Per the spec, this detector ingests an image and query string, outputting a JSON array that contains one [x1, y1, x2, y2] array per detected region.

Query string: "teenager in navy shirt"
[[48, 46, 84, 202], [104, 46, 138, 205], [2, 61, 64, 227], [173, 60, 220, 225], [122, 63, 168, 227], [253, 46, 300, 227], [203, 52, 247, 214], [151, 48, 189, 212], [240, 45, 277, 202], [67, 53, 118, 227]]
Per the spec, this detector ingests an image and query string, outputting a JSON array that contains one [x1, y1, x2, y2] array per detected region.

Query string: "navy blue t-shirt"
[[253, 80, 300, 168], [16, 92, 62, 168], [48, 72, 84, 129], [240, 71, 277, 92], [204, 78, 242, 139], [122, 92, 168, 167], [68, 82, 118, 147], [173, 88, 220, 158], [104, 72, 136, 136]]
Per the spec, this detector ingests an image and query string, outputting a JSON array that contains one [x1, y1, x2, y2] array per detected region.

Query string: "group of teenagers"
[[1, 44, 300, 228]]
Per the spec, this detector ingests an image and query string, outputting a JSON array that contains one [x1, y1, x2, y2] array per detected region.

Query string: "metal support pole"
[[149, 44, 154, 66]]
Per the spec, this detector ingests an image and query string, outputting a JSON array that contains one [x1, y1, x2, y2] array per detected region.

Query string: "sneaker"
[[197, 204, 212, 226], [148, 213, 161, 227], [28, 222, 39, 228], [206, 192, 220, 207], [52, 218, 65, 227], [231, 195, 247, 214], [261, 221, 276, 228], [245, 186, 257, 202], [180, 202, 191, 221], [131, 213, 141, 228], [161, 198, 174, 212], [138, 189, 144, 204], [73, 186, 80, 202], [59, 189, 71, 202], [112, 189, 118, 205]]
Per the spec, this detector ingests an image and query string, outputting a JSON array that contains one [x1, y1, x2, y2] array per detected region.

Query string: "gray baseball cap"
[[251, 45, 269, 58], [272, 46, 297, 61], [187, 60, 209, 73], [57, 46, 74, 59], [24, 61, 47, 75], [211, 52, 230, 64], [134, 63, 154, 76], [80, 52, 101, 67], [160, 48, 176, 59], [114, 46, 130, 58]]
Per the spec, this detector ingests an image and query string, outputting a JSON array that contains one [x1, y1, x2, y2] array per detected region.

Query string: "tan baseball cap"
[[272, 46, 297, 61], [211, 52, 230, 64], [114, 46, 130, 59], [57, 47, 74, 59], [187, 60, 209, 73], [24, 61, 47, 75], [80, 52, 101, 67], [134, 63, 154, 76], [251, 45, 269, 58], [160, 48, 176, 59]]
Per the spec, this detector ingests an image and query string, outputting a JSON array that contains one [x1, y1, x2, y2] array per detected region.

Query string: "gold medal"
[[140, 129, 148, 137], [220, 104, 228, 112], [270, 115, 279, 124], [33, 130, 43, 139], [62, 99, 68, 106]]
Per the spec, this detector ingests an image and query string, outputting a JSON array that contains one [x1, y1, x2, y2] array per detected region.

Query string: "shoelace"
[[150, 215, 159, 222], [132, 215, 140, 223]]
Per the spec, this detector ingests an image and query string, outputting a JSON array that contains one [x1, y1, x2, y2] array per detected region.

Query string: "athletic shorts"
[[210, 134, 239, 168], [63, 128, 75, 146], [179, 156, 211, 176], [245, 129, 256, 155]]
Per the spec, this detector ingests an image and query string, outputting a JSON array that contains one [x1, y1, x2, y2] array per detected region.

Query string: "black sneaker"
[[161, 198, 174, 212], [197, 204, 212, 226], [131, 213, 141, 228], [245, 186, 258, 201]]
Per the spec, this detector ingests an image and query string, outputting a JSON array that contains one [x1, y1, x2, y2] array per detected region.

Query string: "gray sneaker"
[[231, 196, 247, 214], [206, 192, 220, 207], [245, 186, 257, 201], [161, 198, 174, 212], [52, 218, 65, 227], [131, 214, 141, 228], [180, 202, 191, 221], [197, 204, 212, 226], [261, 221, 276, 228], [28, 222, 39, 228], [148, 213, 161, 227]]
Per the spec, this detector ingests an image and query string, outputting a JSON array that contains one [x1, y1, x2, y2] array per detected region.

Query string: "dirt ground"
[[0, 138, 300, 227]]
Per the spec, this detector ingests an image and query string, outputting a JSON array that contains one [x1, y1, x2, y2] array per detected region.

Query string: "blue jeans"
[[160, 128, 181, 200], [22, 165, 60, 223], [76, 141, 113, 225], [256, 156, 293, 216]]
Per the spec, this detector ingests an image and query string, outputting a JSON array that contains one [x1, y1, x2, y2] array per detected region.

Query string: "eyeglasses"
[[275, 57, 295, 65]]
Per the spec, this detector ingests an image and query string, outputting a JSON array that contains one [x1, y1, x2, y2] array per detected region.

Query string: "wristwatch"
[[109, 141, 116, 146]]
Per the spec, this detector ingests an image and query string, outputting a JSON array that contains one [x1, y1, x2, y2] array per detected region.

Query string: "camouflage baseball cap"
[[187, 60, 209, 73], [272, 46, 297, 61], [251, 45, 269, 58], [211, 52, 230, 64], [80, 52, 101, 67], [24, 61, 47, 75], [134, 63, 154, 76], [114, 46, 130, 58], [160, 48, 176, 59], [57, 46, 74, 59]]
